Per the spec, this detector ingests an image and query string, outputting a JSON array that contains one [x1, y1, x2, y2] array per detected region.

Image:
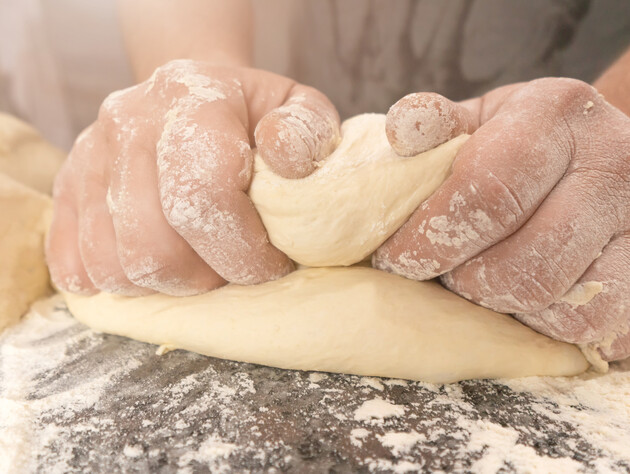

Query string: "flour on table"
[[354, 398, 406, 423], [1, 302, 629, 472]]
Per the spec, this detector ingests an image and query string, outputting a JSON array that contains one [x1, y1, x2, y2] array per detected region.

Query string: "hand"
[[47, 59, 340, 296], [375, 78, 630, 361]]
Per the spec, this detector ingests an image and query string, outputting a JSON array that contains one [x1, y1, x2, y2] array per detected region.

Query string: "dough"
[[0, 113, 65, 195], [250, 114, 468, 266], [62, 113, 589, 382], [65, 266, 588, 384], [0, 113, 62, 332], [0, 173, 53, 332]]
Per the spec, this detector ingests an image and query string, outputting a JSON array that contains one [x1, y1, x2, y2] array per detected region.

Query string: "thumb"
[[386, 92, 479, 156], [254, 84, 340, 179], [387, 85, 526, 156]]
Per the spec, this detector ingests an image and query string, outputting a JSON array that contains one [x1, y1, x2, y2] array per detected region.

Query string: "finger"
[[46, 161, 96, 295], [109, 121, 226, 296], [158, 101, 294, 285], [254, 84, 340, 178], [385, 92, 478, 156], [440, 164, 620, 313], [374, 78, 597, 281], [514, 232, 630, 361], [74, 124, 152, 296]]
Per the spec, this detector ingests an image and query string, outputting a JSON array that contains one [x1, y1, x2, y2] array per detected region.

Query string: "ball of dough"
[[249, 114, 468, 267]]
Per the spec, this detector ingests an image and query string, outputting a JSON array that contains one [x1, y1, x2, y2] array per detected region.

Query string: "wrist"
[[594, 48, 630, 117], [132, 50, 251, 83]]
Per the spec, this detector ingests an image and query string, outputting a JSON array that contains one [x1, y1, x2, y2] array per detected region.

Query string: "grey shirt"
[[288, 0, 630, 119], [1, 0, 629, 148]]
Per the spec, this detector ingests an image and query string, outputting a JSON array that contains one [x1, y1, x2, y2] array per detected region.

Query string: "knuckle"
[[467, 172, 525, 231], [160, 183, 219, 233], [520, 305, 602, 345], [463, 258, 559, 313], [99, 89, 130, 120], [506, 259, 566, 312], [533, 77, 597, 105], [119, 246, 176, 290], [524, 78, 598, 121], [153, 59, 200, 79]]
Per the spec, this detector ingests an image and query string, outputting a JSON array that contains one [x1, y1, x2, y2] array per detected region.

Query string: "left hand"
[[374, 78, 630, 361]]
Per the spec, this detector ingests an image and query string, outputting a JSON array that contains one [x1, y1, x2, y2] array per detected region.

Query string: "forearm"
[[117, 0, 253, 82], [594, 47, 630, 117]]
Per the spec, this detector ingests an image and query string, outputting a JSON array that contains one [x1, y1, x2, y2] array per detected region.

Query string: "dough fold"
[[65, 267, 588, 384], [250, 114, 468, 267]]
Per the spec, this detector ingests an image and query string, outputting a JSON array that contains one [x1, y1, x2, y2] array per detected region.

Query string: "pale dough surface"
[[65, 114, 590, 381], [0, 114, 62, 332], [65, 266, 588, 384], [250, 114, 468, 266], [0, 173, 52, 332]]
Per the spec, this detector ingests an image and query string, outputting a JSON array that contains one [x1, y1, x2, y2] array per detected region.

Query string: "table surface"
[[1, 296, 629, 473]]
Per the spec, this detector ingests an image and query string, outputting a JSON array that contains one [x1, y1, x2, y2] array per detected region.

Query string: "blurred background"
[[1, 0, 629, 150]]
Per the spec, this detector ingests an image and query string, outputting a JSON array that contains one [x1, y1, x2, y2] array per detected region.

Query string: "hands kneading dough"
[[376, 80, 630, 362], [0, 106, 593, 382], [65, 114, 590, 382], [46, 59, 340, 296]]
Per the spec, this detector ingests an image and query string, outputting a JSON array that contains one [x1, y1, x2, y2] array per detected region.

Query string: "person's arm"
[[594, 47, 630, 117], [49, 2, 341, 298], [117, 0, 253, 81], [377, 51, 630, 361]]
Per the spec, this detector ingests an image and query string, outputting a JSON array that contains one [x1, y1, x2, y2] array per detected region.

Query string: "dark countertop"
[[1, 297, 629, 473]]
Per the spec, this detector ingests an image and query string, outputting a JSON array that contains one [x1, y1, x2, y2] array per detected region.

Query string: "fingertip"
[[386, 92, 476, 156], [372, 244, 442, 281], [46, 197, 98, 296], [46, 236, 98, 296], [254, 87, 340, 179], [255, 112, 317, 178]]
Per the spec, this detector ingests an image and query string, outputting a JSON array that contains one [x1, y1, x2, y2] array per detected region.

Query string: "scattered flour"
[[360, 377, 385, 391], [354, 398, 406, 423], [1, 298, 629, 472], [377, 431, 426, 456], [350, 428, 370, 447]]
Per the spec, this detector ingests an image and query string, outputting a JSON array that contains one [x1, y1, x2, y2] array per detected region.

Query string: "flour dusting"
[[1, 299, 629, 472]]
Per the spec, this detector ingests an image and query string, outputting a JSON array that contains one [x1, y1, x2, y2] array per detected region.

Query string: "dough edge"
[[65, 266, 589, 384]]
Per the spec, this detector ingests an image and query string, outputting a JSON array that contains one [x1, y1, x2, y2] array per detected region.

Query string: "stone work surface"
[[1, 296, 629, 473]]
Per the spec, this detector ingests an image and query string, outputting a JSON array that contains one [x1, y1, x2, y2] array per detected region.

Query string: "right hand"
[[47, 59, 340, 296]]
